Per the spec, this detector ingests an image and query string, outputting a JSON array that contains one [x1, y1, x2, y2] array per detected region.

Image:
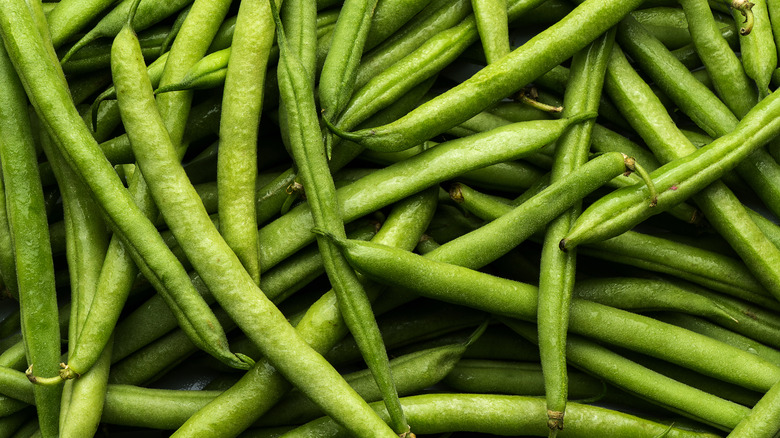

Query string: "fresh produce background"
[[3, 0, 780, 436]]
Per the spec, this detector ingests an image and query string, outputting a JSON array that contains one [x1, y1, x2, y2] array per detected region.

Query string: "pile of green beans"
[[7, 0, 780, 436]]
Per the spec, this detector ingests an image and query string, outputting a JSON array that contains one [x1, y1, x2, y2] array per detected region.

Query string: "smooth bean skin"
[[276, 394, 721, 437], [344, 0, 645, 152], [536, 30, 613, 432], [572, 277, 735, 321]]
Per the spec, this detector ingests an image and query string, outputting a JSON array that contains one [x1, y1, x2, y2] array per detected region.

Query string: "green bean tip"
[[234, 353, 255, 369], [448, 183, 464, 204], [58, 363, 80, 380]]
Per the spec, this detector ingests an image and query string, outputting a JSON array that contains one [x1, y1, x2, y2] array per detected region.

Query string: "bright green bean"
[[0, 43, 60, 438], [113, 19, 396, 438], [217, 0, 272, 284]]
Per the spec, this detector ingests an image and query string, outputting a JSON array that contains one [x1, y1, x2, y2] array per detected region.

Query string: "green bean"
[[60, 0, 194, 63], [535, 30, 613, 435], [573, 277, 736, 321], [325, 302, 486, 366], [46, 0, 115, 49], [505, 319, 750, 431], [617, 15, 780, 222], [60, 25, 169, 75], [278, 393, 722, 437], [217, 0, 273, 285], [669, 282, 780, 350], [429, 151, 633, 269], [159, 5, 190, 56], [655, 313, 780, 367], [442, 359, 605, 399], [355, 0, 476, 90], [0, 173, 17, 301], [472, 0, 510, 64], [574, 42, 780, 302], [632, 6, 735, 49], [109, 309, 235, 386], [734, 0, 776, 96], [154, 48, 230, 94], [259, 115, 591, 273], [39, 121, 110, 438], [342, 0, 646, 152], [170, 187, 438, 438], [680, 0, 757, 118], [0, 44, 60, 437], [319, 0, 379, 121], [562, 89, 780, 251], [114, 16, 398, 437], [728, 379, 780, 437], [364, 0, 433, 51], [272, 3, 408, 433], [0, 409, 33, 438], [111, 221, 379, 380]]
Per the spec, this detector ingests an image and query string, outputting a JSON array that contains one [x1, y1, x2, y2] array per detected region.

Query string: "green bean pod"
[[39, 126, 110, 438], [318, 0, 379, 120], [217, 0, 273, 285], [342, 0, 646, 152], [734, 0, 777, 96], [257, 330, 482, 427], [354, 0, 472, 90], [536, 30, 614, 434], [450, 184, 774, 308], [0, 173, 17, 301], [112, 19, 397, 438], [442, 359, 605, 399], [472, 0, 510, 64], [505, 319, 750, 431], [46, 0, 116, 48], [278, 393, 722, 437], [680, 0, 758, 118], [0, 45, 60, 437]]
